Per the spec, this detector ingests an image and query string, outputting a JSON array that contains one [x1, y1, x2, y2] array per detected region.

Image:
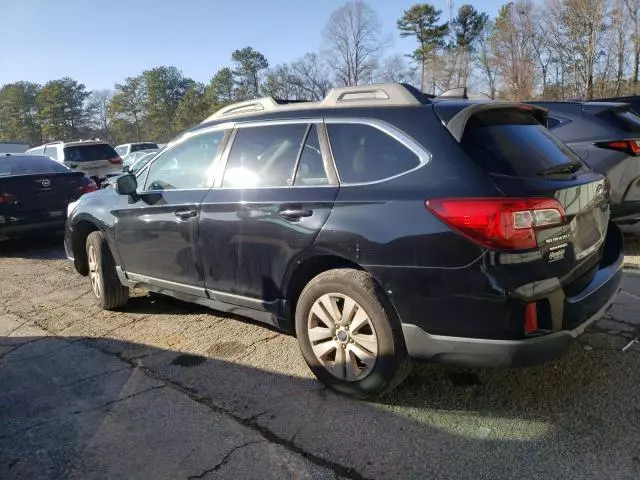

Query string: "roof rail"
[[44, 140, 63, 145], [436, 87, 491, 100], [201, 83, 424, 123]]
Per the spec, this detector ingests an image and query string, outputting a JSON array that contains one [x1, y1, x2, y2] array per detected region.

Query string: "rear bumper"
[[402, 250, 624, 367], [0, 218, 66, 238]]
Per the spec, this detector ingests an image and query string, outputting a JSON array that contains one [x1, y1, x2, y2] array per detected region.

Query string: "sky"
[[0, 0, 505, 91]]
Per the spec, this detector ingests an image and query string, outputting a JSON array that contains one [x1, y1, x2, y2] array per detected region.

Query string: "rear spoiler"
[[435, 102, 548, 143]]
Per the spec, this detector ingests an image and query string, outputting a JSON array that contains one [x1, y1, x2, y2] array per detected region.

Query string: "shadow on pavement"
[[1, 330, 639, 480], [0, 233, 66, 260]]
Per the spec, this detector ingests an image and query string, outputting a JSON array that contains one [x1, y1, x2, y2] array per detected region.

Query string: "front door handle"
[[175, 209, 198, 220], [279, 208, 313, 220]]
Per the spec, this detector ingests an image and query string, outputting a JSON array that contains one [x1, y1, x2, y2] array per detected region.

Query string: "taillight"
[[0, 193, 16, 204], [108, 156, 123, 165], [425, 198, 566, 250], [78, 180, 98, 195], [595, 139, 640, 156]]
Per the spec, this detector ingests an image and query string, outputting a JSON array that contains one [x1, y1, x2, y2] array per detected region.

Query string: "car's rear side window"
[[327, 123, 420, 183], [0, 156, 70, 176], [601, 108, 640, 133], [461, 109, 582, 177], [63, 144, 118, 163]]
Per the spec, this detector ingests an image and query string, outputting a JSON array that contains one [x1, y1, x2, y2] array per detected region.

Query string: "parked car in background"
[[0, 141, 30, 154], [66, 83, 626, 399], [122, 149, 159, 168], [596, 95, 640, 114], [0, 154, 96, 240], [531, 101, 640, 225], [25, 140, 121, 185], [114, 142, 159, 157], [102, 151, 159, 188]]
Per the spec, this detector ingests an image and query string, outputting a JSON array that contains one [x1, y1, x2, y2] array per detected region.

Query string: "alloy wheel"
[[307, 293, 379, 381], [87, 244, 102, 299]]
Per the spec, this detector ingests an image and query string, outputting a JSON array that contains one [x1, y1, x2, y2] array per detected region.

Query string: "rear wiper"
[[538, 161, 583, 176]]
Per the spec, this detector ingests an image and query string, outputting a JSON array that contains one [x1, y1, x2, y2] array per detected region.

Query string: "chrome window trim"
[[324, 117, 431, 186]]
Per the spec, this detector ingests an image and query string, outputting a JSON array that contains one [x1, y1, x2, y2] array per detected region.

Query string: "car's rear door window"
[[222, 124, 308, 188], [63, 144, 118, 163], [461, 109, 584, 177], [326, 123, 420, 184]]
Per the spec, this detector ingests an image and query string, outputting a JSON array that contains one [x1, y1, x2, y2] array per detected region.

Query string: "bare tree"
[[289, 54, 333, 100], [476, 20, 498, 98], [87, 90, 113, 142], [625, 0, 640, 90], [324, 1, 387, 86], [375, 54, 418, 85], [491, 0, 538, 100]]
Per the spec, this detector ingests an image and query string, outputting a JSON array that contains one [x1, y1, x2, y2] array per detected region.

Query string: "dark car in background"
[[65, 83, 626, 398], [531, 100, 640, 225], [0, 154, 97, 240]]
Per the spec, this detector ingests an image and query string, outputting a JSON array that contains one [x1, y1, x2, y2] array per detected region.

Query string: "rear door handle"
[[175, 209, 198, 220], [279, 208, 313, 220]]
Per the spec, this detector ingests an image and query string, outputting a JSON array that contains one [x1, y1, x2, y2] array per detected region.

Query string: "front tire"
[[295, 268, 411, 399], [86, 231, 129, 310]]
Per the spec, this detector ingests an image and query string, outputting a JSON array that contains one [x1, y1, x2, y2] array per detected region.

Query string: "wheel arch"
[[283, 253, 395, 335]]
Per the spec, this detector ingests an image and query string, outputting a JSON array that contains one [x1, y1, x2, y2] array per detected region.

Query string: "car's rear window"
[[0, 156, 70, 177], [63, 144, 118, 163], [601, 108, 640, 133], [461, 109, 583, 177], [131, 143, 158, 152]]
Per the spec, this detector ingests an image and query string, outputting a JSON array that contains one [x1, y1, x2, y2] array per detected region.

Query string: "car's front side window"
[[143, 130, 226, 191], [222, 123, 309, 188]]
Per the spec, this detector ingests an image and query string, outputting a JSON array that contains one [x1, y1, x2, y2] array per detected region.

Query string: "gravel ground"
[[1, 234, 640, 480]]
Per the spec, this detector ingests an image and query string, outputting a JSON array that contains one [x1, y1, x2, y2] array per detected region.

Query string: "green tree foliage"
[[452, 4, 489, 52], [231, 47, 269, 99], [208, 67, 235, 104], [142, 66, 194, 140], [0, 82, 42, 145], [397, 3, 449, 92], [174, 83, 211, 131], [109, 76, 146, 142], [37, 78, 90, 141]]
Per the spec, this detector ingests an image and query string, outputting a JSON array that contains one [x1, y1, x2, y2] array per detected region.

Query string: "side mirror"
[[122, 165, 130, 173], [116, 173, 137, 196]]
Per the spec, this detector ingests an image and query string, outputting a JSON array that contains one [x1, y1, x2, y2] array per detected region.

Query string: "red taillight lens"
[[0, 193, 16, 204], [596, 140, 640, 156], [425, 198, 566, 250], [78, 180, 98, 195], [108, 156, 123, 165], [524, 302, 538, 334]]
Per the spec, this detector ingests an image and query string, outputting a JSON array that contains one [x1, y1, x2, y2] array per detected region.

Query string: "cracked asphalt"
[[1, 234, 640, 480]]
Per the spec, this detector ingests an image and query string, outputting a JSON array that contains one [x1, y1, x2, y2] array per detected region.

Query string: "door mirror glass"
[[116, 173, 137, 195]]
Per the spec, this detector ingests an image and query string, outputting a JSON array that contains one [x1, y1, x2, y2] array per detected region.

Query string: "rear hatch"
[[63, 143, 121, 179], [431, 103, 611, 287], [0, 157, 91, 222]]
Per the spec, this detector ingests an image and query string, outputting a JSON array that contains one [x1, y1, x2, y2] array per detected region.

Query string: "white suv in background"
[[114, 142, 159, 157], [26, 140, 122, 183]]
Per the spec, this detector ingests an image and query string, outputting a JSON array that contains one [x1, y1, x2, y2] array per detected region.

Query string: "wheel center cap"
[[336, 330, 349, 343]]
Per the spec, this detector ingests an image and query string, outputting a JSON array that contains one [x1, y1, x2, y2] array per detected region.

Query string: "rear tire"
[[86, 231, 129, 310], [295, 268, 411, 399]]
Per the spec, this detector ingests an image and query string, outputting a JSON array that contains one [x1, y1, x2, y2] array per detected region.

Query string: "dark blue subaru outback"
[[65, 84, 625, 398]]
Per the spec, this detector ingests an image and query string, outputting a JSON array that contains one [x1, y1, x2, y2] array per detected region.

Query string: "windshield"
[[461, 109, 584, 177]]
